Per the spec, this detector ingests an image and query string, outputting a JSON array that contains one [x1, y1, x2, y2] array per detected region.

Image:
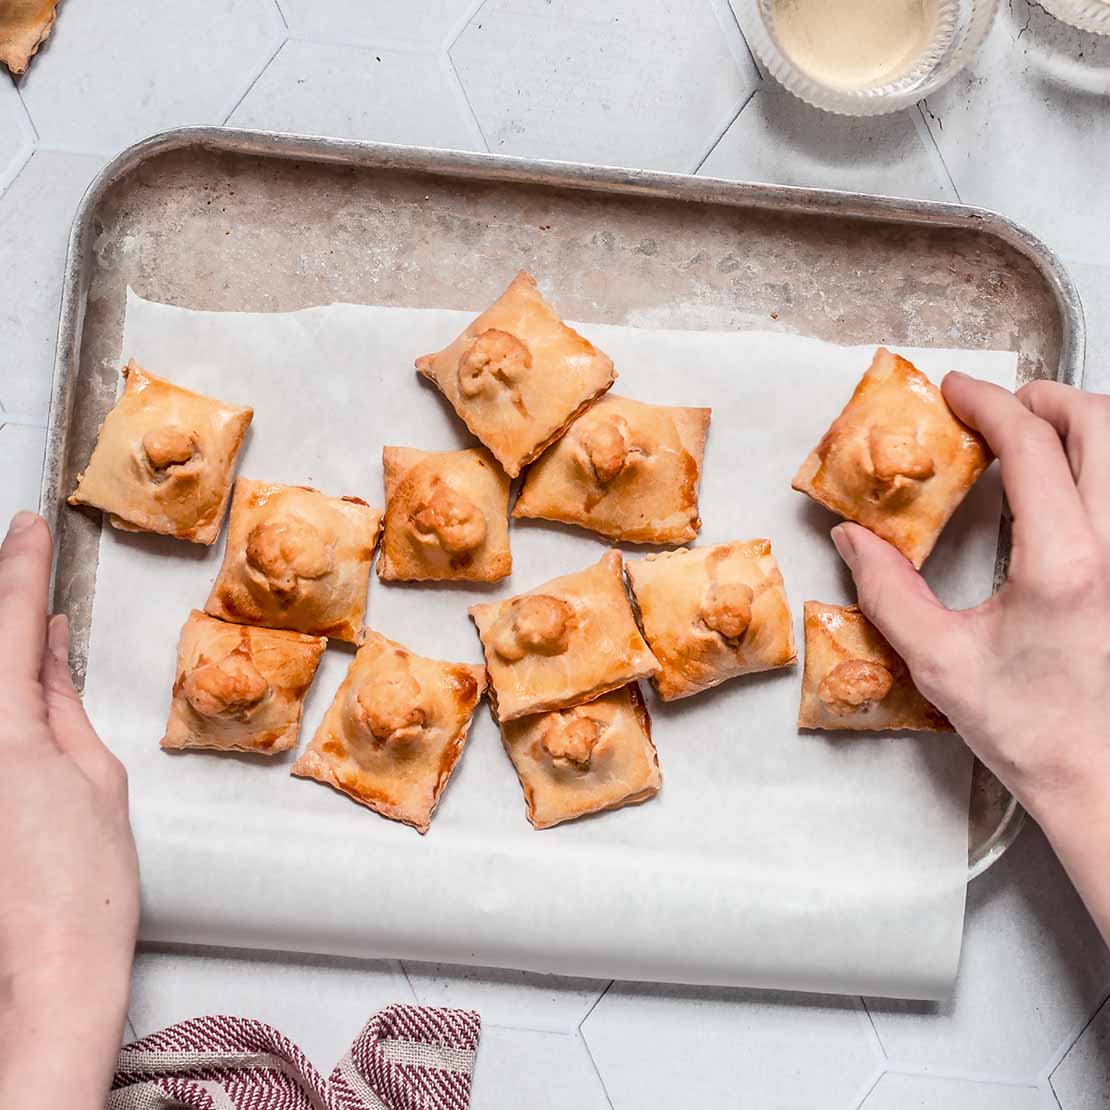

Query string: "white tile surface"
[[128, 947, 414, 1070], [862, 1072, 1053, 1110], [699, 90, 955, 201], [278, 0, 480, 50], [7, 5, 1110, 1105], [868, 825, 1110, 1081], [470, 1027, 609, 1110], [1052, 996, 1110, 1110], [582, 983, 880, 1109], [18, 0, 285, 155], [920, 1, 1110, 265], [228, 39, 484, 149], [0, 150, 104, 420], [451, 0, 758, 172], [0, 421, 46, 525], [0, 75, 33, 192], [403, 962, 608, 1034]]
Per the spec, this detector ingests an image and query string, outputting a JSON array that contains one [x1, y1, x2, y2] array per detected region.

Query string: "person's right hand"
[[830, 375, 1110, 939]]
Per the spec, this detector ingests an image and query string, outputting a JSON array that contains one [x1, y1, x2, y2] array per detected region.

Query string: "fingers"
[[942, 373, 1089, 561], [831, 523, 969, 685], [40, 614, 125, 789], [0, 512, 52, 684], [1017, 379, 1110, 548]]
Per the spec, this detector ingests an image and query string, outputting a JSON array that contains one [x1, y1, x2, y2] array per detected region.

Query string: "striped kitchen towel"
[[107, 1003, 481, 1109]]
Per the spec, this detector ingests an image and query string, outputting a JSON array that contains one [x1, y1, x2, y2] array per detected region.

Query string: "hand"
[[0, 512, 139, 1109], [830, 375, 1110, 940]]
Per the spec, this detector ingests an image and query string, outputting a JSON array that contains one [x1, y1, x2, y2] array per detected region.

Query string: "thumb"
[[830, 523, 961, 676], [41, 615, 121, 784]]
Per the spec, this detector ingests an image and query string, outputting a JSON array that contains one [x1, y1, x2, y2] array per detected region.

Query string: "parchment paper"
[[81, 289, 1017, 1000]]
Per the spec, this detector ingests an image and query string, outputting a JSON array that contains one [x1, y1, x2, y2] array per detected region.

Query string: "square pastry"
[[291, 631, 486, 833], [161, 610, 325, 754], [378, 445, 511, 582], [415, 271, 616, 477], [204, 479, 383, 644], [68, 360, 253, 544], [501, 684, 661, 829], [625, 539, 796, 701], [512, 393, 712, 544], [798, 601, 952, 732], [469, 550, 659, 722], [791, 347, 992, 568]]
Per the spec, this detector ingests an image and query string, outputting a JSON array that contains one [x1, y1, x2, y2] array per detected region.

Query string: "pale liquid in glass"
[[769, 0, 942, 91]]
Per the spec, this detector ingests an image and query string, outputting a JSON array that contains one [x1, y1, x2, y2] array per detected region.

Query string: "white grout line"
[[1036, 985, 1110, 1088], [575, 1028, 616, 1110], [692, 84, 761, 175], [914, 100, 961, 203], [13, 79, 39, 143], [882, 1058, 1072, 1088], [443, 0, 493, 57], [442, 47, 492, 154], [576, 980, 614, 1035], [219, 31, 290, 127], [707, 0, 761, 82], [858, 997, 890, 1061], [0, 142, 33, 198], [851, 1062, 886, 1110]]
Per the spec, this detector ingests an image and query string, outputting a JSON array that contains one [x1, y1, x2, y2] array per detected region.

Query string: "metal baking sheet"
[[41, 126, 1086, 880]]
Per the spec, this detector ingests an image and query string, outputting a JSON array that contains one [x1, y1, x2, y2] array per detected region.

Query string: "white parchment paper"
[[81, 289, 1018, 1000]]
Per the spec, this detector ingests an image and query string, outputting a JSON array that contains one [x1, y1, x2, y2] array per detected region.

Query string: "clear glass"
[[739, 0, 1000, 116], [1039, 0, 1110, 34]]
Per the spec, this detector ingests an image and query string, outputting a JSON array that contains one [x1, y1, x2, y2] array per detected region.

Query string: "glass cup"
[[738, 0, 1000, 115], [1039, 0, 1110, 34]]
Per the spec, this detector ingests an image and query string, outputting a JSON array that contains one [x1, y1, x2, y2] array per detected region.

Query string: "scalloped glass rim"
[[742, 0, 1001, 116], [1040, 0, 1110, 33]]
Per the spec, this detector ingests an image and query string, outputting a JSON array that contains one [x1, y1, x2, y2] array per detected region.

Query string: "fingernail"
[[7, 510, 39, 536], [830, 524, 857, 567], [48, 614, 70, 663]]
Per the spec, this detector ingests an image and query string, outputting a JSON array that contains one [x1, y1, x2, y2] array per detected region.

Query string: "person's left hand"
[[0, 511, 139, 1109]]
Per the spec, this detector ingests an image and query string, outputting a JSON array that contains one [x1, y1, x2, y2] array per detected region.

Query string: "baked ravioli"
[[291, 631, 486, 833], [501, 684, 661, 829], [415, 271, 616, 477], [161, 610, 325, 754], [798, 601, 952, 732], [513, 393, 711, 544], [378, 445, 511, 582], [791, 348, 991, 569], [204, 479, 382, 644], [469, 550, 659, 722], [625, 539, 796, 701], [68, 361, 253, 544]]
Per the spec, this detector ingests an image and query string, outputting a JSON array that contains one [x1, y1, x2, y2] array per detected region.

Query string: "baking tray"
[[40, 126, 1085, 881]]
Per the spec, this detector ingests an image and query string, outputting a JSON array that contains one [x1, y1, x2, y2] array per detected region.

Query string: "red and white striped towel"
[[108, 1003, 481, 1109]]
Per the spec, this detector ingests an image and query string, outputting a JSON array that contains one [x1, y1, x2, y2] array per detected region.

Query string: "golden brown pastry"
[[512, 393, 712, 544], [469, 550, 659, 722], [204, 479, 382, 644], [68, 361, 253, 545], [291, 631, 486, 833], [791, 348, 992, 569], [798, 601, 952, 732], [625, 540, 796, 701], [415, 271, 616, 477], [501, 684, 661, 829], [161, 610, 325, 754], [378, 446, 511, 582], [0, 0, 58, 74]]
